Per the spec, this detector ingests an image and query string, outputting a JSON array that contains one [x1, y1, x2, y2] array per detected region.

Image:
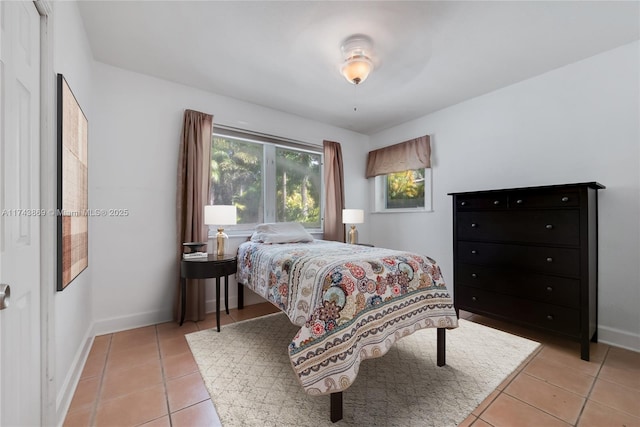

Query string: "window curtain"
[[175, 109, 213, 323], [323, 140, 345, 242], [365, 135, 431, 178]]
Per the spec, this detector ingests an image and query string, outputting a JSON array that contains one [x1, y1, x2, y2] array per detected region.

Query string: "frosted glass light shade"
[[340, 34, 374, 85], [341, 57, 372, 85], [204, 205, 237, 226], [342, 209, 364, 224]]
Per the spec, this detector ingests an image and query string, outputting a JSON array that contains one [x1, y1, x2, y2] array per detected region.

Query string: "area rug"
[[186, 313, 540, 427]]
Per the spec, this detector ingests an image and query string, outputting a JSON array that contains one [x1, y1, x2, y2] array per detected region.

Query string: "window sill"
[[208, 231, 324, 240], [372, 208, 434, 214]]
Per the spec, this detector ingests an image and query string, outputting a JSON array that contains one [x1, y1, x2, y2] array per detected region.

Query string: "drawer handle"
[[471, 296, 477, 302], [516, 199, 523, 204], [561, 196, 570, 202], [546, 286, 553, 292], [471, 250, 477, 254], [545, 224, 554, 230], [493, 200, 500, 205], [546, 257, 553, 263], [546, 315, 554, 321], [460, 201, 467, 206], [471, 273, 478, 279], [471, 223, 478, 228]]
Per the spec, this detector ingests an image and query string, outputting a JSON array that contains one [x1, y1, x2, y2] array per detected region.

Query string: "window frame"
[[209, 127, 324, 236], [373, 168, 433, 213]]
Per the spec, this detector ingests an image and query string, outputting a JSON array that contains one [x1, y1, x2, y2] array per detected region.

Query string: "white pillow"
[[250, 222, 314, 244]]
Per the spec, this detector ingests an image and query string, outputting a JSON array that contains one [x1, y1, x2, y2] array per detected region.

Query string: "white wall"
[[368, 41, 640, 351], [51, 1, 95, 421], [89, 62, 370, 333]]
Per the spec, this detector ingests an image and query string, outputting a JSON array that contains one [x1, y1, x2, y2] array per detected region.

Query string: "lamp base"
[[348, 225, 358, 245], [216, 228, 228, 257]]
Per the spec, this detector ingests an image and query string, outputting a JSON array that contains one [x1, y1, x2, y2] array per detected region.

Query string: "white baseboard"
[[93, 291, 265, 336], [204, 292, 264, 314], [55, 324, 95, 427], [206, 295, 237, 314], [92, 308, 172, 336], [598, 325, 640, 353]]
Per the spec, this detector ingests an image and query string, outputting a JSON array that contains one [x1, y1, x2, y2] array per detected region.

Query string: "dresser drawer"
[[457, 210, 580, 245], [456, 241, 580, 277], [510, 190, 579, 208], [456, 195, 508, 210], [456, 286, 580, 336], [456, 263, 580, 308]]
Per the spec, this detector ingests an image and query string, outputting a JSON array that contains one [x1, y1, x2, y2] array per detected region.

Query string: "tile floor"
[[63, 303, 640, 427]]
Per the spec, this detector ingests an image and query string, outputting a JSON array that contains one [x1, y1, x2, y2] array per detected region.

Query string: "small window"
[[374, 168, 432, 213]]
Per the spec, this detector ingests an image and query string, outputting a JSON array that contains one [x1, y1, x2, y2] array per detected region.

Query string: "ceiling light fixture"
[[341, 35, 374, 85]]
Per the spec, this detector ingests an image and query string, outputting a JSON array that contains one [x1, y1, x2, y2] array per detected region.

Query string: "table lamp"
[[205, 205, 237, 257], [342, 208, 364, 244]]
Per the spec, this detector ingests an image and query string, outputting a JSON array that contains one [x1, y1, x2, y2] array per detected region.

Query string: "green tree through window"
[[386, 169, 425, 209], [210, 132, 322, 231], [210, 137, 263, 224], [374, 168, 432, 212], [276, 148, 321, 227]]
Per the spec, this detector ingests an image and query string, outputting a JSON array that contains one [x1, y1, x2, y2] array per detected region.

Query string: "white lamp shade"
[[342, 209, 364, 224], [205, 205, 237, 226]]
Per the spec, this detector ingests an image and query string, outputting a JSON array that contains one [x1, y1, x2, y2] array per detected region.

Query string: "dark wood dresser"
[[449, 182, 605, 360]]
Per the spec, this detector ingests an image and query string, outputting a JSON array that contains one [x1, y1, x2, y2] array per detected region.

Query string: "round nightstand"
[[180, 253, 237, 331]]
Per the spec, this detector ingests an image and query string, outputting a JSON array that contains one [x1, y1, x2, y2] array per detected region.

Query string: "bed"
[[236, 223, 458, 422]]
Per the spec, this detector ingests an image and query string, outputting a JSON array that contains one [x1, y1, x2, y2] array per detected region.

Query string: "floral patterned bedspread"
[[237, 240, 458, 395]]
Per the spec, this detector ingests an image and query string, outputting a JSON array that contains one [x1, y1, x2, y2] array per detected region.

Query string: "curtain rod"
[[213, 123, 322, 150]]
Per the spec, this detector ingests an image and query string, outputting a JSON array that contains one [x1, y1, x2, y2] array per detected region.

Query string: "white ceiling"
[[77, 1, 639, 135]]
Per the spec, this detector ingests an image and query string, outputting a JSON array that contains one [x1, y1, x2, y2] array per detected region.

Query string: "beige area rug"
[[186, 313, 540, 427]]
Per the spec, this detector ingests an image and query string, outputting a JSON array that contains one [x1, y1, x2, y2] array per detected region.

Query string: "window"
[[374, 168, 432, 212], [367, 135, 433, 213], [209, 129, 322, 234]]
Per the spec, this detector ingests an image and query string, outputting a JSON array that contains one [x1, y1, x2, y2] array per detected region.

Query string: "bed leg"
[[330, 392, 343, 423], [437, 328, 446, 366], [238, 282, 244, 310]]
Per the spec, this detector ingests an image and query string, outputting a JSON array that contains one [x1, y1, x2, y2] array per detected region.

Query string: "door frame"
[[33, 1, 55, 425]]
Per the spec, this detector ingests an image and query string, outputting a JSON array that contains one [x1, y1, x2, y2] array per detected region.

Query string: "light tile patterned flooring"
[[64, 303, 640, 427]]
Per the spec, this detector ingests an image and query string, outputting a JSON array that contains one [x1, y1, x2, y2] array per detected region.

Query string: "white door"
[[0, 1, 42, 426]]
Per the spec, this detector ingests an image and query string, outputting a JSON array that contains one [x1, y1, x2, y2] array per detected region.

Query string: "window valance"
[[365, 135, 431, 178]]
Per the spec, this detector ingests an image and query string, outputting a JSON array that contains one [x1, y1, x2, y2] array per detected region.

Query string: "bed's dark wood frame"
[[237, 283, 448, 423]]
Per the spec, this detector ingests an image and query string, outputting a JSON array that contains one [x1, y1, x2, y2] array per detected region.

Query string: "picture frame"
[[56, 73, 88, 291]]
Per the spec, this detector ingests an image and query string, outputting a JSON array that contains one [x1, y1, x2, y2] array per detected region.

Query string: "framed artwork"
[[57, 74, 88, 291]]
